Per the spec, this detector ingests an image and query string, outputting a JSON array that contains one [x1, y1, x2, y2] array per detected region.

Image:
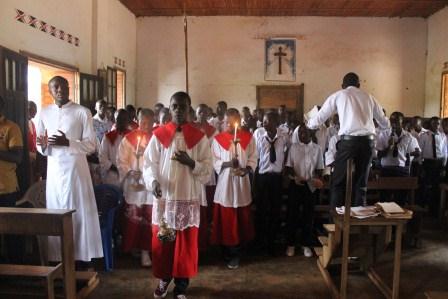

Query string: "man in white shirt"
[[254, 111, 289, 255], [376, 112, 420, 204], [419, 117, 447, 215], [93, 99, 113, 143], [208, 101, 228, 133], [37, 76, 103, 265], [143, 92, 212, 299], [285, 125, 324, 257], [307, 72, 389, 207]]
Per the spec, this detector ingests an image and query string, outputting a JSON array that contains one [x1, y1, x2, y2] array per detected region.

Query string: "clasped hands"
[[37, 130, 69, 150], [224, 158, 250, 177], [171, 150, 195, 169]]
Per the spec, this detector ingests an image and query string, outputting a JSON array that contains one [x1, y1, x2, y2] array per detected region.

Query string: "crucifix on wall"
[[265, 39, 296, 81]]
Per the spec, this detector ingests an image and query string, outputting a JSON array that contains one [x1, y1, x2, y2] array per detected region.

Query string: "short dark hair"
[[342, 72, 360, 89], [125, 104, 136, 113], [390, 111, 404, 121], [171, 91, 191, 106], [138, 108, 154, 119], [48, 76, 68, 87], [226, 108, 239, 117], [264, 110, 279, 123]]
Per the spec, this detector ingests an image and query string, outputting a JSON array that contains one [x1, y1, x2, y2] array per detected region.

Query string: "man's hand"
[[173, 151, 195, 169], [238, 166, 252, 177], [152, 180, 162, 198], [37, 129, 48, 149], [48, 130, 69, 147]]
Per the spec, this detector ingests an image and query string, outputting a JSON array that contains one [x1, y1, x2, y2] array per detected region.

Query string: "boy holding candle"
[[117, 108, 155, 267], [210, 108, 258, 269]]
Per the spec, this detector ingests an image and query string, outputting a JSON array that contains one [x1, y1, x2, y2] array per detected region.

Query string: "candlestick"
[[233, 123, 238, 141], [136, 136, 141, 155]]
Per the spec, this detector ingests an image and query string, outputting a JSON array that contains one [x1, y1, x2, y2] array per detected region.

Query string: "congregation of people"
[[2, 72, 448, 299]]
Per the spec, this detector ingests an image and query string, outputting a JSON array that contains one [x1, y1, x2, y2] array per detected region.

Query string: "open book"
[[375, 202, 404, 214]]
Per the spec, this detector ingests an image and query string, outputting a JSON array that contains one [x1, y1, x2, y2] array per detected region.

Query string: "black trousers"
[[0, 192, 24, 263], [254, 173, 283, 248], [286, 183, 315, 247], [421, 159, 444, 216], [380, 166, 410, 206], [330, 138, 374, 207]]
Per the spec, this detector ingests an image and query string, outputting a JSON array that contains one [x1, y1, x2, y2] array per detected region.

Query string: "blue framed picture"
[[265, 39, 296, 82]]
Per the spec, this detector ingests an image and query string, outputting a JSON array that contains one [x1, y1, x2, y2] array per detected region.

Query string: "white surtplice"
[[212, 131, 258, 208], [117, 130, 153, 206], [37, 101, 103, 262], [143, 124, 212, 230]]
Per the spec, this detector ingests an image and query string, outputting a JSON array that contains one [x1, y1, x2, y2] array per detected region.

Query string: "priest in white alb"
[[37, 76, 103, 265]]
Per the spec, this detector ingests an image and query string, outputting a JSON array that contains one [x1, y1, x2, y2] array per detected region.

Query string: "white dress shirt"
[[255, 129, 290, 174], [410, 128, 428, 141], [376, 129, 420, 167], [418, 130, 447, 162], [208, 116, 228, 133], [286, 141, 324, 181], [307, 86, 389, 136], [99, 132, 126, 185], [325, 135, 340, 167]]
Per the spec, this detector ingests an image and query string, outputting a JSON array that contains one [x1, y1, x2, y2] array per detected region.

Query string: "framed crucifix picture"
[[265, 39, 296, 82]]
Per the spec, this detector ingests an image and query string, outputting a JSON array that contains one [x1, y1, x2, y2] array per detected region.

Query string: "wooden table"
[[0, 207, 76, 299], [321, 211, 410, 299]]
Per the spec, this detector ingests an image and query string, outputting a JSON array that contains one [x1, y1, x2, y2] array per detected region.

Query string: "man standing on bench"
[[307, 72, 389, 207]]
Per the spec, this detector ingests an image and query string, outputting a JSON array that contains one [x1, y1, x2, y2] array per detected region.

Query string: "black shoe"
[[227, 257, 239, 270]]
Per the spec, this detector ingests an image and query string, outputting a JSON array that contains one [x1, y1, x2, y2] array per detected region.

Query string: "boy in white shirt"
[[285, 125, 324, 258], [254, 111, 289, 254]]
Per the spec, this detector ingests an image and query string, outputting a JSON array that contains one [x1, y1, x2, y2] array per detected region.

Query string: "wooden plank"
[[324, 224, 335, 232], [0, 263, 61, 277], [392, 224, 403, 299], [317, 259, 340, 299], [314, 247, 323, 256], [318, 236, 328, 246], [425, 291, 448, 299], [340, 159, 353, 299], [367, 267, 392, 298]]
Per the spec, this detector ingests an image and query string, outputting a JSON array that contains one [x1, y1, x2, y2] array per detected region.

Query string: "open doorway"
[[27, 59, 78, 124]]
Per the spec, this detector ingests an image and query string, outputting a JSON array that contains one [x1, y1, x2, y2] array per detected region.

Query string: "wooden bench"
[[0, 208, 76, 299], [0, 263, 62, 299]]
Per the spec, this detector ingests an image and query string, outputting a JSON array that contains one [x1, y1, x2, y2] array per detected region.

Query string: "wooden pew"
[[0, 208, 76, 299]]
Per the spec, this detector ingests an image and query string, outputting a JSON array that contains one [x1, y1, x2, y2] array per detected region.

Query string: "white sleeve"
[[246, 137, 259, 171], [315, 147, 324, 170], [143, 136, 161, 190], [67, 109, 97, 155], [191, 136, 213, 184], [372, 96, 390, 131], [117, 138, 132, 182], [286, 146, 294, 168], [99, 138, 113, 173], [36, 115, 48, 156], [307, 93, 337, 130], [212, 139, 225, 174]]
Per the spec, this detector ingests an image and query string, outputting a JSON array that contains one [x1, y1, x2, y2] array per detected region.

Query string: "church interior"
[[1, 0, 448, 298]]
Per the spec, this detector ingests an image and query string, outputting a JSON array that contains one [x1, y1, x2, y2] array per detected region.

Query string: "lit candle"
[[234, 123, 238, 142], [136, 136, 141, 154]]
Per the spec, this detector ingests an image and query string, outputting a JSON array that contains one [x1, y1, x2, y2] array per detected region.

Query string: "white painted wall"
[[136, 16, 427, 116], [0, 0, 136, 104], [425, 6, 448, 117]]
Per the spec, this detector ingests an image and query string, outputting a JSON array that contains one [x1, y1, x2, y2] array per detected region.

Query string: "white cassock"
[[117, 130, 153, 206], [143, 123, 212, 230], [99, 130, 128, 185], [37, 101, 103, 262], [212, 132, 258, 208]]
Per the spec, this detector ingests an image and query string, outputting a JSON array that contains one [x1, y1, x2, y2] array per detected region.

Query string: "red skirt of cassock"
[[122, 203, 152, 252], [210, 203, 255, 246], [152, 226, 198, 279]]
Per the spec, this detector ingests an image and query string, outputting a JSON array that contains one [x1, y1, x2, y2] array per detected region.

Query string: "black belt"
[[340, 135, 374, 141]]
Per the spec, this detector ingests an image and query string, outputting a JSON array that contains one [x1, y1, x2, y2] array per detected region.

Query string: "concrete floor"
[[89, 220, 448, 299]]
